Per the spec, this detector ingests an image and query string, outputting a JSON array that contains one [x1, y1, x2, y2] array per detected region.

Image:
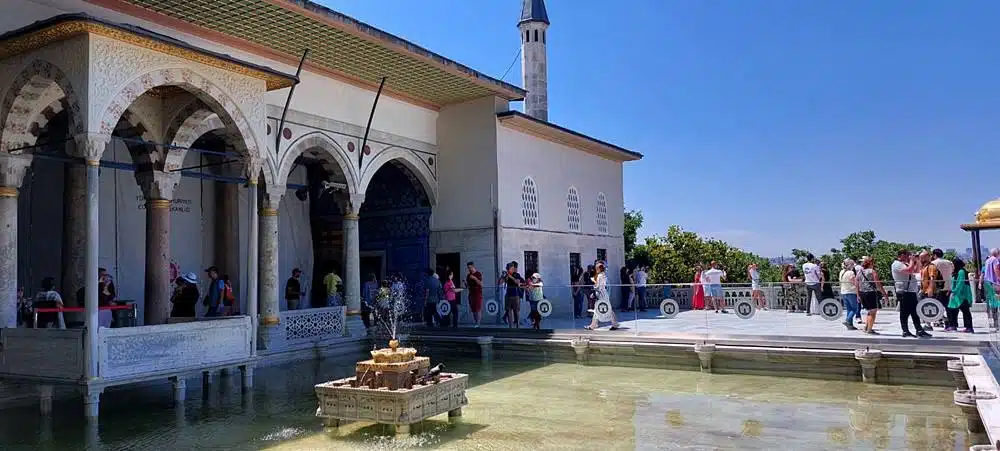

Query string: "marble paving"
[[475, 307, 995, 344]]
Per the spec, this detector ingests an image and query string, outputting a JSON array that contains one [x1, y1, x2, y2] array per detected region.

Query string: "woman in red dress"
[[691, 264, 706, 310]]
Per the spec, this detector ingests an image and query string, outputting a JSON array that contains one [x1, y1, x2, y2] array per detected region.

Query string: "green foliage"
[[633, 225, 781, 284], [624, 209, 643, 261], [795, 231, 930, 282]]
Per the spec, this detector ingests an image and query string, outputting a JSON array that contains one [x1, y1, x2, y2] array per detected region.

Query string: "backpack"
[[922, 265, 944, 296], [223, 281, 235, 306]]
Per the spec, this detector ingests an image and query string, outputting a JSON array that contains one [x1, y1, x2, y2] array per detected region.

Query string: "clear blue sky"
[[319, 0, 999, 257]]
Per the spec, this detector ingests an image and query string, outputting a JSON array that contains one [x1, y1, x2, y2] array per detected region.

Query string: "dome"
[[975, 198, 1000, 225]]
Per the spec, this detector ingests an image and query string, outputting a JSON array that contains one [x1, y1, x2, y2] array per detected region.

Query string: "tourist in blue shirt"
[[203, 266, 225, 317], [423, 268, 443, 327]]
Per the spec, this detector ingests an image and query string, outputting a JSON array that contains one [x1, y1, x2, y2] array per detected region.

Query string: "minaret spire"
[[519, 0, 549, 121]]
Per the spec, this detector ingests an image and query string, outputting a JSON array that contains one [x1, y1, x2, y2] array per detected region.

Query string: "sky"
[[318, 0, 1000, 257]]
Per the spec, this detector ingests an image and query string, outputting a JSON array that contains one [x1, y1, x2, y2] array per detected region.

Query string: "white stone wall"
[[430, 227, 496, 283], [496, 125, 625, 237], [433, 96, 500, 231], [500, 228, 625, 316]]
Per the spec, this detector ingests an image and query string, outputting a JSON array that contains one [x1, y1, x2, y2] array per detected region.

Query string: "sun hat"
[[180, 272, 198, 284]]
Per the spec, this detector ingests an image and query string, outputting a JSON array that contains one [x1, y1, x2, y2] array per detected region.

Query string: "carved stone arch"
[[0, 59, 84, 152], [278, 131, 359, 193], [360, 146, 437, 206], [114, 109, 157, 166], [27, 97, 68, 138], [162, 107, 226, 172], [96, 67, 269, 183]]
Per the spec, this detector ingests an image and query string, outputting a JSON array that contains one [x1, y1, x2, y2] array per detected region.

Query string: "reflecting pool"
[[0, 353, 974, 450]]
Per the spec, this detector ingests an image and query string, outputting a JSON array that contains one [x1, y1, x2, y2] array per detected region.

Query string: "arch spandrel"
[[278, 131, 359, 194], [359, 145, 437, 206]]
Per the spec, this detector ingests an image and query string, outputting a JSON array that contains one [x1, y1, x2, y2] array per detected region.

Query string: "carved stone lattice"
[[283, 307, 345, 342]]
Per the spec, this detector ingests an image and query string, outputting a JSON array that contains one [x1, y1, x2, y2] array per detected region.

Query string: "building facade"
[[0, 0, 639, 415]]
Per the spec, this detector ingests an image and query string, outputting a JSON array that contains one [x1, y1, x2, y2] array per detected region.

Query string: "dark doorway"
[[436, 252, 461, 283], [360, 255, 383, 284], [569, 252, 581, 281]]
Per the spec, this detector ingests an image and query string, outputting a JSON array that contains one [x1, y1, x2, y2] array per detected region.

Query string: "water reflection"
[[0, 354, 976, 450]]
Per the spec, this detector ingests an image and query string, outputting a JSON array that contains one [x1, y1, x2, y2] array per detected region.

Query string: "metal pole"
[[359, 77, 387, 170], [275, 49, 309, 154]]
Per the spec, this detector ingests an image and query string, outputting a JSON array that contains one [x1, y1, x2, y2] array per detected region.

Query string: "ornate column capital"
[[135, 170, 181, 202], [260, 187, 284, 216], [71, 133, 112, 163], [338, 193, 365, 218], [0, 153, 33, 192]]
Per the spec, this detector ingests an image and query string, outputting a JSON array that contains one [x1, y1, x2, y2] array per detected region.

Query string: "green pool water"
[[0, 353, 974, 450]]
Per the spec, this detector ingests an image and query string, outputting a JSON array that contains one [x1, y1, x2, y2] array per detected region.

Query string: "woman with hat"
[[525, 273, 545, 330], [170, 272, 201, 318]]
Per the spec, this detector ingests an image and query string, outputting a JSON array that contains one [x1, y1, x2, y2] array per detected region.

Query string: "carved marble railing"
[[0, 328, 85, 381], [638, 284, 901, 310], [98, 316, 253, 381], [280, 306, 346, 350]]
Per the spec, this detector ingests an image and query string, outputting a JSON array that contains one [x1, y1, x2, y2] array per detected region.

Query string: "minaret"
[[519, 0, 549, 121]]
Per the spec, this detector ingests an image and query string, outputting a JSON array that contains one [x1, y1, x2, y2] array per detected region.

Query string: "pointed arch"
[[277, 131, 358, 192], [96, 67, 267, 182], [0, 59, 83, 152], [360, 147, 437, 206]]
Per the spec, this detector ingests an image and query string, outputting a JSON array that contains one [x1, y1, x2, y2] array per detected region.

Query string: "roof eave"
[[0, 13, 299, 91], [268, 0, 526, 101], [497, 111, 643, 162]]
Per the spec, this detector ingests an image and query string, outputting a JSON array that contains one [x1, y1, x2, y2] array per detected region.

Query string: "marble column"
[[246, 181, 259, 355], [74, 133, 110, 383], [341, 194, 364, 337], [136, 171, 180, 325], [258, 188, 282, 351], [0, 154, 33, 328], [61, 161, 87, 308]]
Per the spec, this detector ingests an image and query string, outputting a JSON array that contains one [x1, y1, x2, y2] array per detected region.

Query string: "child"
[[527, 273, 544, 330]]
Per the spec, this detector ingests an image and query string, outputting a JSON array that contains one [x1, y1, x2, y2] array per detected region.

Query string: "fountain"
[[315, 278, 468, 436]]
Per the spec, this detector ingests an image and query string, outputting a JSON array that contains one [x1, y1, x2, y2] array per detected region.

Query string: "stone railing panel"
[[642, 284, 900, 310], [281, 306, 345, 349], [0, 328, 85, 381], [98, 316, 252, 381]]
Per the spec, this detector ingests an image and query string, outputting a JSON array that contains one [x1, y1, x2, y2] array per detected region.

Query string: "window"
[[525, 30, 530, 42], [596, 248, 607, 263], [534, 30, 539, 42], [569, 252, 581, 280], [566, 186, 581, 232], [542, 30, 546, 44], [596, 192, 609, 234], [524, 251, 539, 277], [521, 177, 539, 227]]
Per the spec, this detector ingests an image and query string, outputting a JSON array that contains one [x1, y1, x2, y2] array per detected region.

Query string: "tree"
[[637, 225, 781, 283], [624, 209, 643, 261], [793, 231, 930, 283]]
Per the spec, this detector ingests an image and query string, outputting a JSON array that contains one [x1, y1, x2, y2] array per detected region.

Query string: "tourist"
[[443, 269, 460, 328], [855, 259, 867, 324], [285, 268, 303, 311], [634, 265, 648, 312], [931, 249, 955, 324], [526, 273, 544, 330], [362, 273, 379, 329], [323, 265, 343, 307], [702, 261, 727, 313], [16, 286, 29, 327], [422, 268, 443, 328], [584, 264, 597, 311], [170, 272, 200, 318], [749, 263, 765, 309], [465, 262, 484, 328], [919, 251, 945, 330], [839, 259, 860, 330], [947, 258, 974, 333], [571, 265, 584, 318], [619, 265, 633, 311], [203, 266, 226, 317], [221, 275, 237, 315], [983, 249, 1000, 329], [892, 250, 930, 338], [857, 256, 886, 335], [820, 262, 835, 300], [691, 264, 705, 310], [802, 254, 822, 316], [502, 262, 525, 328], [585, 262, 619, 330], [33, 277, 64, 328], [784, 264, 804, 312]]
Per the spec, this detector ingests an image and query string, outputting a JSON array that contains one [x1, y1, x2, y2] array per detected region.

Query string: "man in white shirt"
[[802, 254, 823, 316], [702, 261, 728, 313], [634, 266, 648, 312], [891, 249, 929, 338]]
